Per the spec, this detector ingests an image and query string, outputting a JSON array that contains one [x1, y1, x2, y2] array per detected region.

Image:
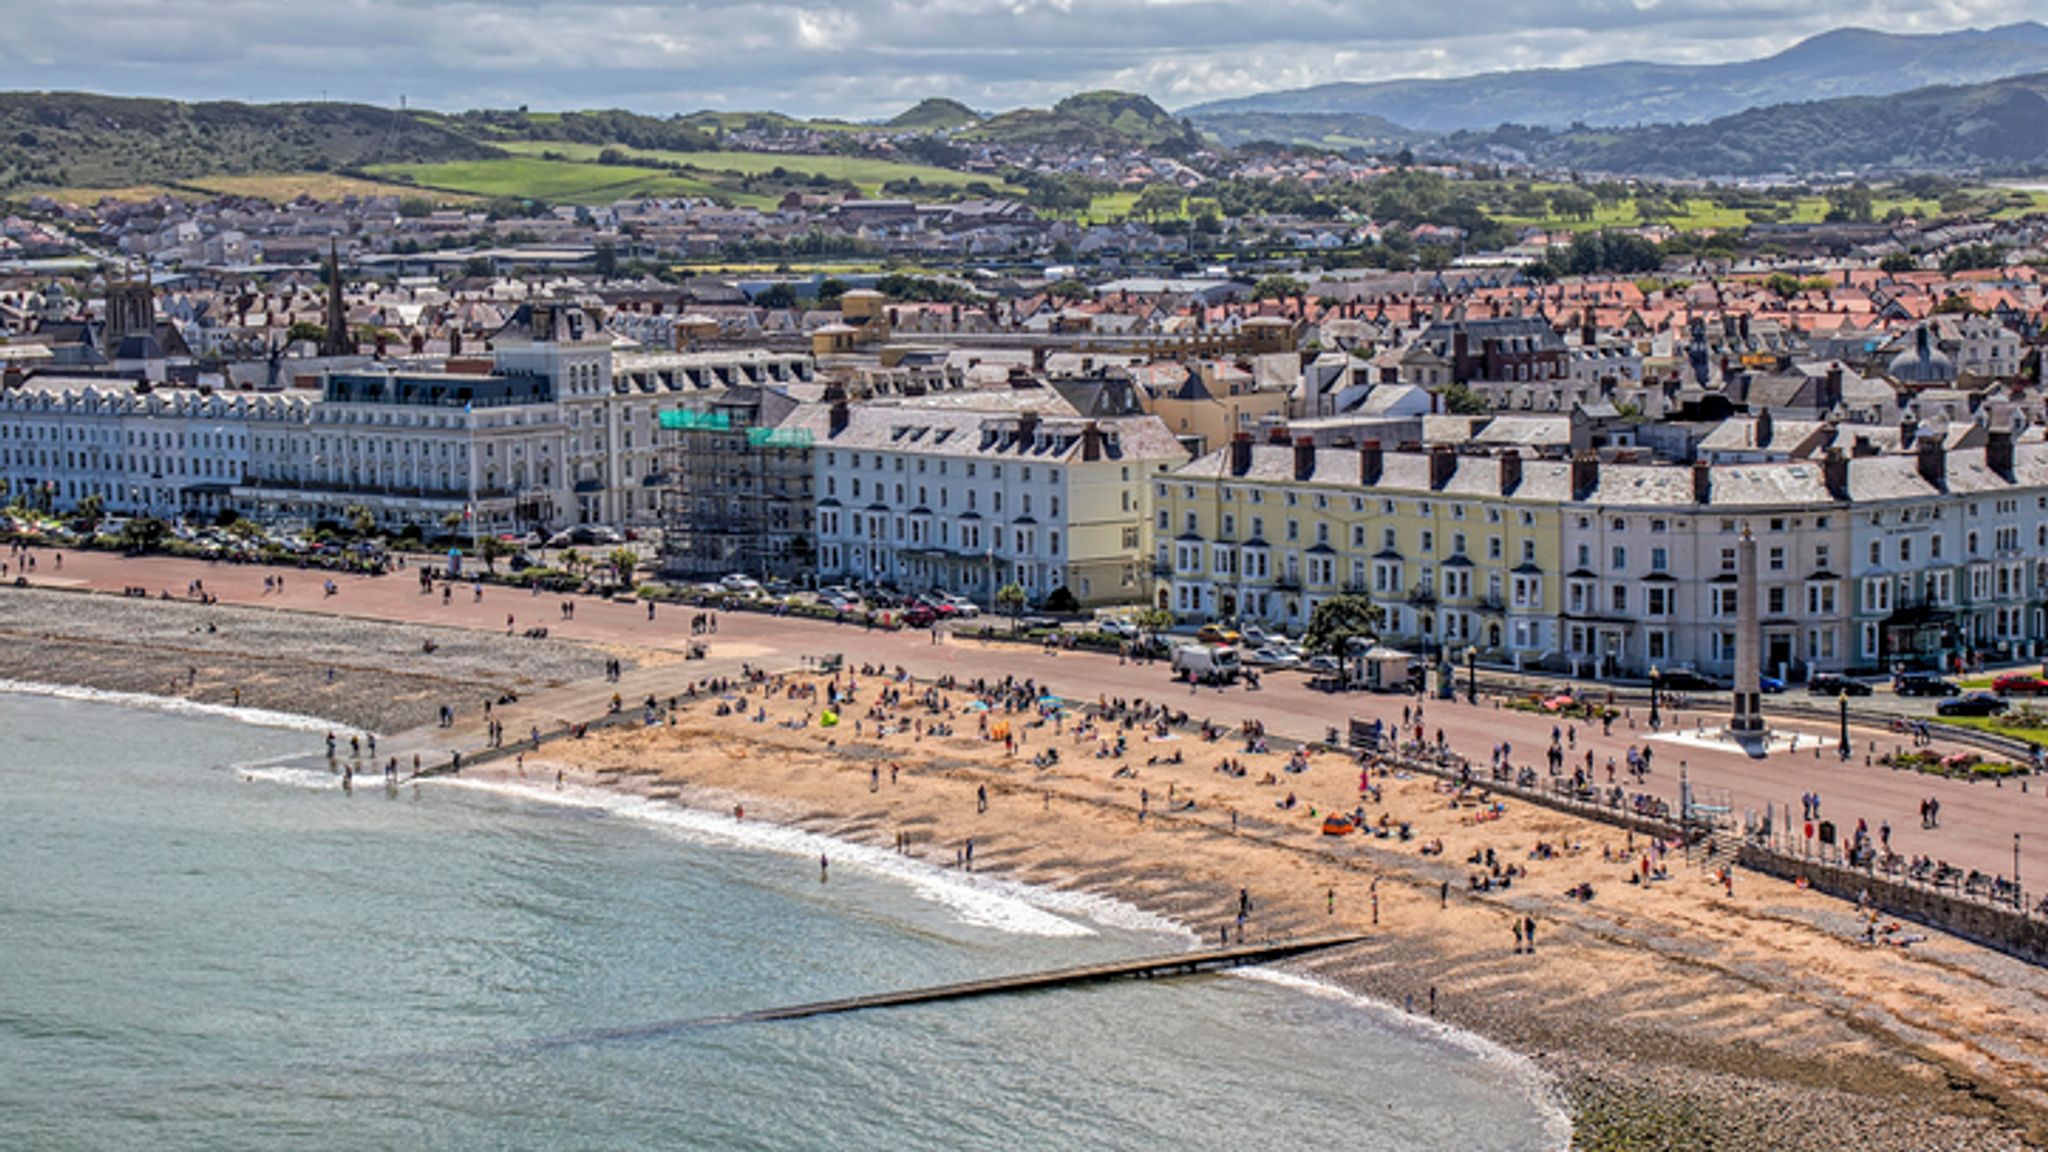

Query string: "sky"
[[0, 0, 2038, 118]]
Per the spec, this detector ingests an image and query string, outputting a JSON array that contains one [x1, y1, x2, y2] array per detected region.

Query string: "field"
[[495, 142, 1018, 197], [185, 172, 456, 202], [364, 157, 751, 207]]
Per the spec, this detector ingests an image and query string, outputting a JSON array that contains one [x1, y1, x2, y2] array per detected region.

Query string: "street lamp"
[[1648, 666, 1662, 730], [2017, 833, 2023, 893], [1838, 689, 1851, 760], [1465, 644, 1478, 704]]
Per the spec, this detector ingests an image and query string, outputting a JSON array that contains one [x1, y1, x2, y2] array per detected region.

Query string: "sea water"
[[0, 691, 1566, 1150]]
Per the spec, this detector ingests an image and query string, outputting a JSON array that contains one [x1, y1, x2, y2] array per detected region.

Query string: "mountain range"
[[1184, 22, 2048, 133]]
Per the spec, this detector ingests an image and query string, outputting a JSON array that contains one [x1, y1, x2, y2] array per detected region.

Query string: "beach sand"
[[505, 671, 2048, 1150]]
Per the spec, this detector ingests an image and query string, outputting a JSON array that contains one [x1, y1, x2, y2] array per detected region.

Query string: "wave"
[[0, 678, 340, 733], [1237, 968, 1574, 1149], [432, 776, 1154, 941]]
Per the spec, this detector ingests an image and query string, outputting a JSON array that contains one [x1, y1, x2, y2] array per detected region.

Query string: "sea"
[[0, 687, 1568, 1150]]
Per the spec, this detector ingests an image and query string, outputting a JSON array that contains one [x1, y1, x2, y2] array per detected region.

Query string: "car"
[[1245, 645, 1300, 669], [1893, 673, 1960, 698], [818, 592, 860, 612], [1019, 615, 1060, 631], [1994, 674, 2048, 697], [904, 605, 937, 628], [1197, 624, 1243, 646], [1807, 674, 1873, 697], [719, 574, 762, 594], [1304, 654, 1342, 676], [1655, 669, 1725, 692], [1938, 692, 2009, 717], [1758, 675, 1786, 694], [942, 595, 981, 618], [1095, 618, 1139, 639]]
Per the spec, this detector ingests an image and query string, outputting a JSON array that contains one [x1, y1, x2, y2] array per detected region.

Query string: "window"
[[1610, 586, 1628, 614], [1767, 587, 1787, 615], [1650, 547, 1668, 573], [1645, 587, 1672, 617], [1768, 547, 1785, 572], [1610, 545, 1626, 572]]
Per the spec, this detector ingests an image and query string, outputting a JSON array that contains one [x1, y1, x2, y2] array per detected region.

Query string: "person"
[[977, 783, 988, 813], [1523, 915, 1536, 953], [1326, 887, 1335, 916], [1439, 880, 1449, 909], [1513, 918, 1525, 954], [819, 853, 829, 883]]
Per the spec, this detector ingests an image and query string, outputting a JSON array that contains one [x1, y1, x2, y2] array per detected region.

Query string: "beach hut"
[[1348, 641, 1421, 692]]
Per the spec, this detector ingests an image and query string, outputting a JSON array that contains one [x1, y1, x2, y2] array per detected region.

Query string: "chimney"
[[1082, 422, 1104, 462], [1230, 432, 1254, 476], [1498, 451, 1523, 496], [450, 330, 463, 357], [1571, 452, 1599, 501], [1823, 363, 1843, 410], [1901, 413, 1919, 448], [1987, 428, 2015, 481], [1822, 448, 1850, 501], [1755, 408, 1774, 447], [1359, 439, 1383, 486], [829, 397, 849, 436], [1429, 443, 1456, 491], [1294, 435, 1316, 481], [1267, 425, 1292, 446], [1017, 409, 1040, 446], [1852, 435, 1878, 458], [1917, 434, 1946, 490], [1692, 460, 1713, 504]]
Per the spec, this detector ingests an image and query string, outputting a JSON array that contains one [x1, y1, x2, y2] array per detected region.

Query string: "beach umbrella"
[[965, 700, 991, 712], [821, 709, 840, 727], [1038, 695, 1063, 709]]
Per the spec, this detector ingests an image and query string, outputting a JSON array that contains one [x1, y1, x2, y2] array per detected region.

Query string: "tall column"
[[1730, 523, 1765, 736]]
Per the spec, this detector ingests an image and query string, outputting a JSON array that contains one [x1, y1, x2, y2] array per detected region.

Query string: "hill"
[[964, 91, 1205, 154], [0, 92, 495, 192], [425, 108, 719, 153], [1185, 21, 2048, 132], [1188, 110, 1419, 152], [886, 98, 981, 132], [1448, 72, 2048, 178]]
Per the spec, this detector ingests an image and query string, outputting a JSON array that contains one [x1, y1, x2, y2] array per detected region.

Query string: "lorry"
[[1173, 643, 1242, 684]]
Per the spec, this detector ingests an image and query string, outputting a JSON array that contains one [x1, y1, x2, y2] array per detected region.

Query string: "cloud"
[[0, 0, 2034, 116]]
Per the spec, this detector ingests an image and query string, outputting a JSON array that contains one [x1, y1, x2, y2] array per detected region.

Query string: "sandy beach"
[[505, 669, 2048, 1150], [5, 569, 2048, 1148]]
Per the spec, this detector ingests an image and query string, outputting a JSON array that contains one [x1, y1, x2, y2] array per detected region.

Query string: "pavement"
[[11, 543, 2044, 886]]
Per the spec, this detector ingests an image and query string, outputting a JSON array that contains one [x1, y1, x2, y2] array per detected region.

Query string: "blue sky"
[[0, 1, 2036, 117]]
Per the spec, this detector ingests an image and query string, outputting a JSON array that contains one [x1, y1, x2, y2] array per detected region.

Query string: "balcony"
[[1406, 584, 1437, 606], [1475, 594, 1506, 613], [1342, 581, 1374, 595], [1273, 575, 1302, 591]]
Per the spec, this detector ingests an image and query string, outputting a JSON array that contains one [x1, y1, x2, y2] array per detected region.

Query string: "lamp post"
[[1838, 690, 1851, 760], [1648, 666, 1662, 731], [2017, 833, 2023, 894], [1465, 644, 1478, 704]]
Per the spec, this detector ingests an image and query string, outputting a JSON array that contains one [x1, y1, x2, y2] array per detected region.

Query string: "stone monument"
[[1727, 523, 1769, 755]]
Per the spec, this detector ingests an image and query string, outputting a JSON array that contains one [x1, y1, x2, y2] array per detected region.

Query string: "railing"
[[1406, 584, 1437, 606]]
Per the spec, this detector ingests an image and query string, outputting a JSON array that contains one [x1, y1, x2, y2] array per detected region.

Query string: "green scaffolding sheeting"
[[746, 427, 814, 448], [658, 410, 731, 431]]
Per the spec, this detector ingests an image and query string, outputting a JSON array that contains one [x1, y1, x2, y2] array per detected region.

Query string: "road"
[[12, 544, 2043, 887]]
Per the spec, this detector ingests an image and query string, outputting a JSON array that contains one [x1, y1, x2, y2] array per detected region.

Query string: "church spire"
[[319, 238, 352, 357]]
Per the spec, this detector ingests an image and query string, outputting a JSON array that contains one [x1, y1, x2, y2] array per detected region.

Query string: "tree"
[[440, 511, 464, 539], [1940, 245, 2002, 275], [997, 582, 1027, 631], [461, 256, 494, 279], [1251, 274, 1308, 302], [120, 517, 169, 554], [1879, 252, 1919, 275], [755, 282, 800, 309], [1133, 183, 1185, 223], [344, 504, 375, 538], [1823, 184, 1874, 223], [1136, 606, 1174, 637], [1303, 594, 1383, 656], [1546, 188, 1596, 222], [1438, 382, 1491, 415], [285, 320, 326, 346], [608, 547, 638, 587], [478, 535, 512, 573], [71, 492, 105, 533], [593, 240, 618, 281], [815, 278, 848, 305]]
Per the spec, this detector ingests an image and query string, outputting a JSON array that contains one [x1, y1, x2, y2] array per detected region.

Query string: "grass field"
[[185, 173, 456, 202], [364, 157, 754, 207], [1936, 713, 2048, 747], [495, 141, 1017, 197]]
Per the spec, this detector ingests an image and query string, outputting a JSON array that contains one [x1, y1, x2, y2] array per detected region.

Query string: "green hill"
[[964, 90, 1205, 154], [1187, 110, 1420, 152], [1453, 71, 2048, 178], [886, 98, 981, 132], [0, 91, 495, 192]]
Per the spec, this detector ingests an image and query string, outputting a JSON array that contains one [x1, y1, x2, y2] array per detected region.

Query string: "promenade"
[[13, 545, 2041, 886]]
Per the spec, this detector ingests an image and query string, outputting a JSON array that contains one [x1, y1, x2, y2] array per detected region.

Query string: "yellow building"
[[1155, 433, 1564, 668], [1133, 360, 1293, 455]]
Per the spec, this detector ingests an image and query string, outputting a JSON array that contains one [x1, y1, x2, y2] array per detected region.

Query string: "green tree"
[[1879, 252, 1919, 275], [756, 282, 800, 309], [1133, 183, 1186, 223], [120, 517, 169, 554], [1251, 274, 1308, 302], [997, 582, 1027, 631], [593, 240, 618, 281], [1439, 382, 1490, 415], [71, 492, 105, 533], [344, 504, 375, 538], [608, 547, 638, 587], [477, 534, 512, 573], [1546, 187, 1596, 222], [1940, 245, 2002, 275], [285, 320, 326, 346], [1824, 184, 1874, 223], [1303, 594, 1383, 655], [815, 278, 848, 305]]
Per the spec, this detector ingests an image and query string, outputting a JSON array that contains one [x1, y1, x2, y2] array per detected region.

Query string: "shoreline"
[[4, 579, 2047, 1148]]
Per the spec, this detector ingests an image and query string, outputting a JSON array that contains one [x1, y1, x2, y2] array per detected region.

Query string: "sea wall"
[[1736, 846, 2048, 966]]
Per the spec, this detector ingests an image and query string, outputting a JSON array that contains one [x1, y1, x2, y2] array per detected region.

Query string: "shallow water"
[[0, 691, 1566, 1150]]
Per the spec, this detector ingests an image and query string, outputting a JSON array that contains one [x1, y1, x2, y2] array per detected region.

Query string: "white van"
[[1173, 643, 1241, 683]]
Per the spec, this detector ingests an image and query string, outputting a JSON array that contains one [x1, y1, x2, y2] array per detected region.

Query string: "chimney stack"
[[1823, 363, 1844, 410], [1692, 460, 1713, 504], [1571, 452, 1599, 501], [1230, 431, 1254, 476], [1429, 444, 1456, 491], [1294, 435, 1316, 481], [1267, 425, 1292, 446], [1082, 422, 1104, 462], [1917, 434, 1947, 490], [1359, 439, 1383, 486], [1755, 407, 1774, 447], [1987, 428, 2015, 481], [1822, 448, 1850, 501], [1498, 451, 1523, 496], [1901, 412, 1919, 449], [828, 397, 849, 436], [1017, 409, 1040, 446]]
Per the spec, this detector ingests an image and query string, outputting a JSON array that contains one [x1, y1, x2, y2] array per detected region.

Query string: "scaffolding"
[[658, 396, 814, 582]]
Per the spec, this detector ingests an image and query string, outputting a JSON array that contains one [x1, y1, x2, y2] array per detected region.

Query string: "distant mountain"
[[1185, 22, 2048, 133], [963, 91, 1205, 154], [1448, 71, 2048, 178], [0, 92, 495, 191], [1189, 110, 1419, 151], [886, 98, 981, 132]]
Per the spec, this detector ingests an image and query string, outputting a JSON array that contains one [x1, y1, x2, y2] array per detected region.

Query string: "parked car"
[[719, 574, 761, 593], [1656, 669, 1725, 692], [904, 605, 937, 628], [1893, 673, 1960, 698], [942, 595, 981, 618], [1807, 674, 1873, 697], [1197, 624, 1243, 646], [1938, 692, 2009, 717], [1242, 646, 1298, 669], [1305, 654, 1342, 676], [1019, 615, 1060, 632], [1994, 673, 2048, 697], [1758, 675, 1786, 694]]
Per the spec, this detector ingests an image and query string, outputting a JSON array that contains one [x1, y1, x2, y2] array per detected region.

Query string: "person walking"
[[1523, 915, 1536, 953]]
